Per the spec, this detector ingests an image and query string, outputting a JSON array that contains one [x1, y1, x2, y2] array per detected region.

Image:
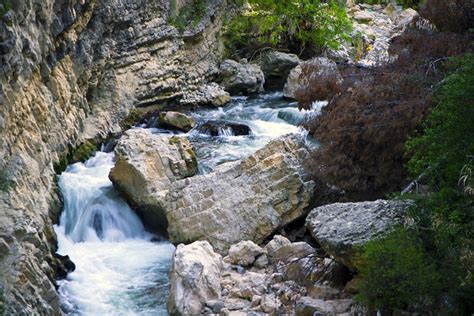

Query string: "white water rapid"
[[55, 152, 175, 315]]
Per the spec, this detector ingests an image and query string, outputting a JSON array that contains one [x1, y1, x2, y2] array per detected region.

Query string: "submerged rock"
[[109, 129, 197, 232], [306, 199, 413, 270], [258, 51, 300, 90], [168, 241, 223, 315], [158, 111, 196, 132], [196, 121, 252, 136], [219, 59, 265, 95], [166, 133, 315, 253]]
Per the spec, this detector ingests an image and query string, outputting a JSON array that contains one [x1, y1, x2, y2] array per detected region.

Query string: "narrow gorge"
[[1, 0, 472, 315]]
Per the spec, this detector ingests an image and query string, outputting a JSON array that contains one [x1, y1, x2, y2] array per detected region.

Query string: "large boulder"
[[158, 111, 196, 132], [168, 241, 223, 315], [306, 199, 413, 270], [283, 57, 340, 99], [219, 59, 265, 95], [109, 129, 197, 232], [166, 134, 315, 253], [258, 51, 300, 90]]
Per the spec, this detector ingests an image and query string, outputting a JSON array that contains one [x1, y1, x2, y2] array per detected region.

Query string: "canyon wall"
[[0, 0, 228, 313]]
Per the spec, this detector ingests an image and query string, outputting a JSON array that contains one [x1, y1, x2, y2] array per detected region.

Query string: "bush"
[[419, 0, 474, 33], [224, 0, 352, 59], [297, 28, 471, 200], [357, 227, 441, 312], [169, 0, 208, 31]]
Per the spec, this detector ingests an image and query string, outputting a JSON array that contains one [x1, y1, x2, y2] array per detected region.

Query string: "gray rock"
[[219, 59, 265, 95], [168, 241, 223, 315], [180, 83, 231, 107], [109, 129, 197, 232], [306, 199, 413, 270], [228, 240, 265, 266], [253, 254, 269, 269], [158, 111, 196, 132], [272, 242, 315, 262], [258, 51, 300, 90], [166, 134, 315, 253], [264, 235, 292, 257], [295, 297, 354, 315], [261, 293, 282, 313]]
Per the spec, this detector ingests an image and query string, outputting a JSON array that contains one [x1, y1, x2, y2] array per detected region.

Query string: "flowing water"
[[55, 152, 174, 315], [55, 92, 322, 314]]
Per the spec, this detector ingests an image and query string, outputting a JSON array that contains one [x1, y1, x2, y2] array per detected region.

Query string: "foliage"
[[420, 0, 474, 33], [298, 28, 470, 199], [224, 0, 352, 59], [407, 55, 474, 192], [0, 168, 15, 192], [0, 0, 12, 19], [169, 0, 208, 31], [357, 227, 441, 312], [357, 55, 474, 313]]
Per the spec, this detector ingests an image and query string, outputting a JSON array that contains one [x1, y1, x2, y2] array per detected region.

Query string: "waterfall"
[[55, 152, 174, 315]]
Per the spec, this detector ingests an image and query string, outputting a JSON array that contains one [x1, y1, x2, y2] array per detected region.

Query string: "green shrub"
[[169, 0, 208, 31], [224, 0, 352, 59], [0, 169, 15, 192], [0, 1, 12, 19], [357, 227, 441, 312]]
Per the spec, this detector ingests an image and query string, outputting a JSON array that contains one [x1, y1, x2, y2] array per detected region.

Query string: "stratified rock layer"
[[0, 0, 229, 312], [306, 199, 413, 270]]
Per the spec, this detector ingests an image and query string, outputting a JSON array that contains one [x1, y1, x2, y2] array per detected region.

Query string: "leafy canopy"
[[225, 0, 351, 58]]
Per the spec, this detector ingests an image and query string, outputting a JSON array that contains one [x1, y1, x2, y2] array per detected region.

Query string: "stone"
[[180, 83, 231, 107], [219, 59, 265, 95], [222, 271, 268, 299], [196, 121, 252, 136], [109, 129, 197, 232], [228, 241, 265, 266], [166, 134, 315, 253], [258, 51, 300, 90], [306, 199, 413, 270], [295, 297, 354, 315], [264, 235, 291, 257], [261, 293, 282, 313], [396, 8, 419, 29], [353, 10, 374, 22], [283, 57, 340, 99], [253, 254, 269, 269], [272, 242, 315, 262], [168, 241, 223, 315], [158, 111, 196, 132]]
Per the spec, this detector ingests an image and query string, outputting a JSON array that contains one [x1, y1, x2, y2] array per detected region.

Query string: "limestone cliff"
[[0, 0, 230, 313]]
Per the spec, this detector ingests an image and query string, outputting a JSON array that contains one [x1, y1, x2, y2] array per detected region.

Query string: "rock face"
[[159, 111, 196, 132], [168, 241, 223, 315], [166, 134, 315, 253], [109, 129, 197, 232], [0, 0, 231, 312], [283, 57, 340, 99], [258, 51, 300, 90], [219, 59, 265, 95], [306, 199, 413, 270]]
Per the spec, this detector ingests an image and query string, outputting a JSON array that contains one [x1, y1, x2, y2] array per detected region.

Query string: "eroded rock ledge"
[[0, 0, 230, 312]]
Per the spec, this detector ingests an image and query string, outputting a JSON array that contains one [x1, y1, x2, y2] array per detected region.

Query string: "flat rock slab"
[[306, 199, 413, 270]]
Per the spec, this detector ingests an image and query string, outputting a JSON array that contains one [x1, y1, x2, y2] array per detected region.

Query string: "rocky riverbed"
[[0, 0, 421, 314]]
